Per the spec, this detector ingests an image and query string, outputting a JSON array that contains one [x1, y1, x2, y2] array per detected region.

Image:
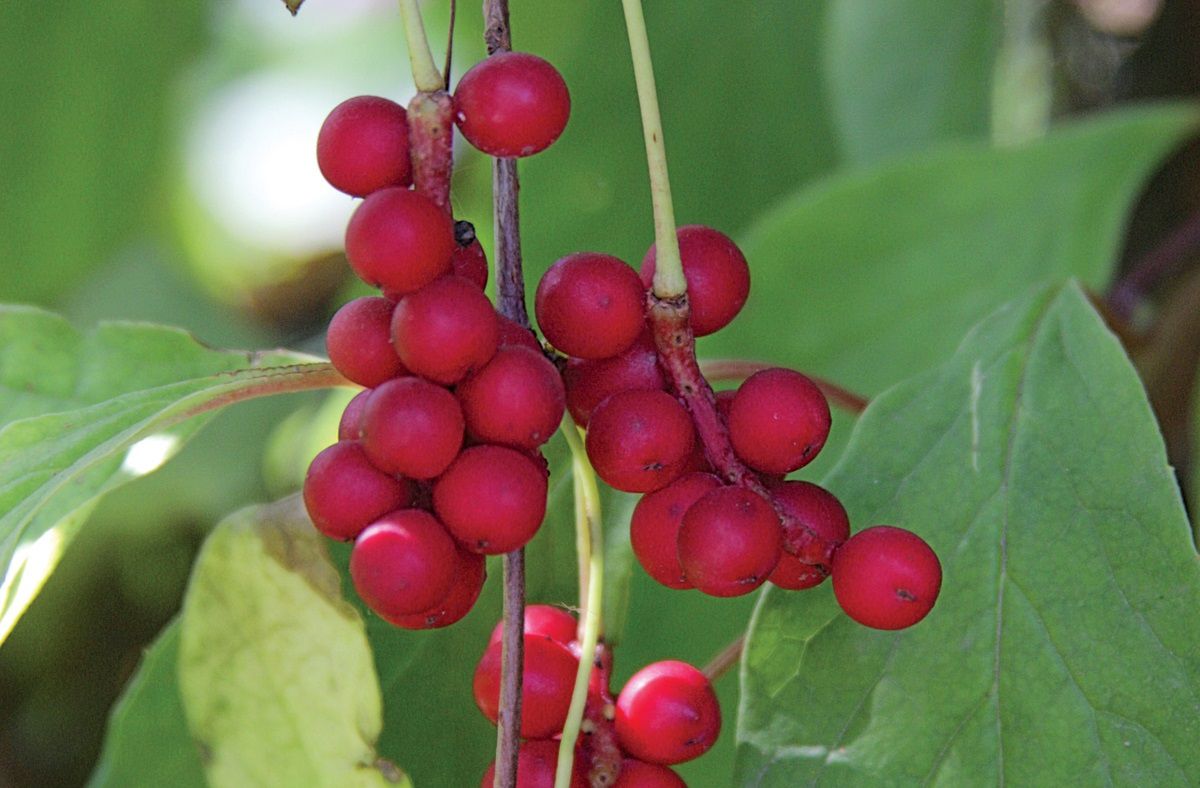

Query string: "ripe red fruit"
[[630, 472, 722, 589], [316, 95, 412, 197], [563, 331, 666, 427], [480, 739, 587, 788], [497, 313, 543, 352], [585, 390, 696, 493], [457, 346, 565, 450], [488, 604, 578, 647], [641, 225, 750, 336], [344, 188, 455, 295], [614, 759, 687, 787], [360, 377, 463, 479], [336, 388, 371, 440], [832, 526, 942, 630], [728, 367, 831, 474], [390, 547, 486, 630], [454, 52, 571, 158], [677, 486, 781, 597], [766, 481, 850, 590], [325, 296, 407, 388], [535, 253, 645, 360], [391, 275, 500, 385], [302, 441, 413, 541], [451, 220, 489, 291], [349, 510, 458, 620], [433, 445, 548, 553], [473, 633, 580, 738], [615, 660, 720, 765]]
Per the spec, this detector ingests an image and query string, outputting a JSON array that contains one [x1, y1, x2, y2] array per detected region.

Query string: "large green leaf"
[[824, 0, 1001, 164], [736, 283, 1200, 785], [0, 306, 334, 642], [706, 105, 1199, 396], [178, 498, 405, 787]]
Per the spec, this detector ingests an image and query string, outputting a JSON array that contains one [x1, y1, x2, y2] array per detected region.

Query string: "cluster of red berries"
[[475, 606, 718, 787], [302, 52, 572, 629]]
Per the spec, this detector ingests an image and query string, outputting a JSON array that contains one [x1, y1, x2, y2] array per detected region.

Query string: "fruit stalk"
[[406, 92, 455, 211], [397, 0, 444, 92]]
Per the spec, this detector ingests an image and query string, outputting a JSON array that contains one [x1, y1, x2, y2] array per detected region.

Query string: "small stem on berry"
[[619, 0, 685, 299], [699, 359, 870, 415], [494, 550, 525, 788], [398, 0, 444, 92], [557, 420, 606, 788], [701, 635, 744, 683]]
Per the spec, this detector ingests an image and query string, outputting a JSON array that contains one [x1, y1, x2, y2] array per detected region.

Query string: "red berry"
[[497, 313, 543, 352], [677, 487, 781, 597], [458, 347, 565, 450], [480, 740, 587, 788], [433, 445, 548, 553], [488, 604, 578, 647], [391, 275, 500, 385], [766, 481, 850, 590], [454, 52, 571, 158], [326, 296, 408, 388], [630, 472, 722, 589], [585, 390, 696, 493], [316, 95, 412, 197], [831, 526, 941, 630], [302, 441, 414, 541], [452, 220, 490, 291], [728, 368, 831, 474], [336, 388, 372, 440], [473, 633, 580, 738], [615, 660, 720, 765], [390, 546, 486, 630], [563, 331, 666, 427], [345, 188, 455, 295], [641, 225, 750, 337], [614, 759, 687, 788], [360, 377, 463, 479], [535, 253, 645, 360], [350, 510, 458, 620]]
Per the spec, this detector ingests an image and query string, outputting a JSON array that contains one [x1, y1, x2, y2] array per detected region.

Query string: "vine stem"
[[398, 0, 444, 92], [701, 635, 744, 683], [557, 421, 605, 788]]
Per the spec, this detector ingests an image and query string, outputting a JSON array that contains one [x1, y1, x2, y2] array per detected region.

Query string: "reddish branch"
[[576, 644, 622, 785], [406, 92, 455, 212]]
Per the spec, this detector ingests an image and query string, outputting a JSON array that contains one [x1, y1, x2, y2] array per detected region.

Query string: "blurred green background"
[[1, 0, 1198, 785]]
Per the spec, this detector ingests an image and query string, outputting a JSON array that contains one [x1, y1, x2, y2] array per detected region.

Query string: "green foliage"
[[737, 283, 1200, 785]]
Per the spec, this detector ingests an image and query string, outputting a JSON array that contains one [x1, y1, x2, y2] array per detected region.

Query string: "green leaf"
[[824, 0, 1001, 164], [708, 105, 1199, 396], [178, 498, 406, 787], [736, 282, 1200, 785], [0, 305, 334, 643], [89, 620, 205, 788]]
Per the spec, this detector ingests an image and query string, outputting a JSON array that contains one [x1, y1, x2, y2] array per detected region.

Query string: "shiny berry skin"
[[457, 346, 565, 450], [563, 331, 666, 427], [454, 52, 571, 158], [473, 633, 580, 738], [451, 220, 489, 290], [677, 487, 781, 597], [433, 445, 548, 553], [316, 95, 412, 197], [535, 253, 645, 359], [614, 759, 687, 787], [349, 510, 458, 620], [337, 388, 372, 440], [641, 225, 750, 336], [391, 275, 500, 385], [325, 296, 408, 388], [630, 472, 722, 589], [345, 188, 455, 295], [585, 390, 696, 493], [389, 546, 486, 630], [767, 481, 850, 590], [832, 526, 942, 630], [488, 604, 578, 647], [480, 739, 587, 788], [615, 660, 720, 765], [728, 367, 831, 474], [497, 313, 543, 352], [302, 441, 413, 541], [360, 377, 464, 479]]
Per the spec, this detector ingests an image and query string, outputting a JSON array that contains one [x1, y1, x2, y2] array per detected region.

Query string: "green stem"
[[398, 0, 444, 92], [556, 420, 605, 788], [620, 0, 685, 299]]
